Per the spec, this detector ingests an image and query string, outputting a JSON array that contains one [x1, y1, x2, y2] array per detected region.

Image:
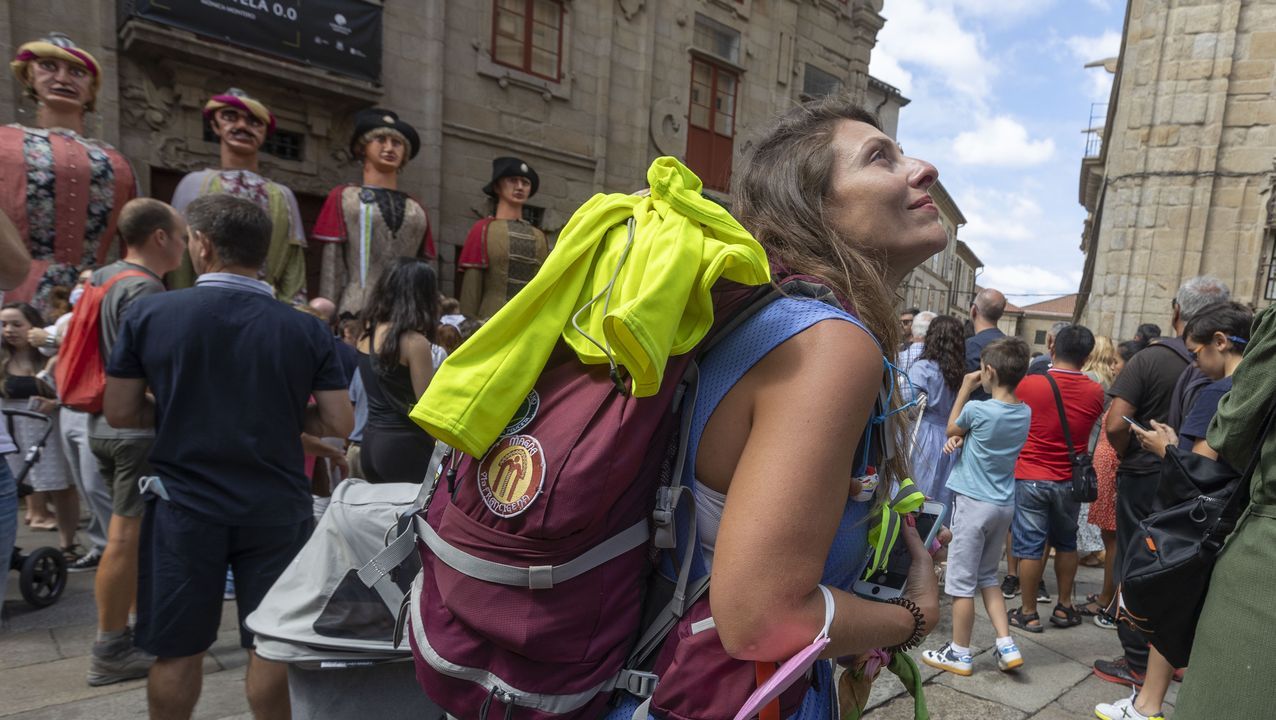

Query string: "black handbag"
[[1118, 398, 1276, 668], [1044, 373, 1099, 503]]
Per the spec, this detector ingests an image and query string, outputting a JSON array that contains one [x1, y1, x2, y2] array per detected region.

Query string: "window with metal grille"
[[1034, 330, 1048, 345], [802, 64, 842, 100], [1265, 229, 1276, 301], [492, 0, 564, 81], [693, 14, 741, 65], [203, 120, 305, 162]]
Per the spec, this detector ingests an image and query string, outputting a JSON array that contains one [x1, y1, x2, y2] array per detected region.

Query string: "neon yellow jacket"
[[410, 157, 771, 457]]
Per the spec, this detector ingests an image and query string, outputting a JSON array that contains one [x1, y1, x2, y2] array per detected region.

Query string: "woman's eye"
[[871, 149, 887, 164]]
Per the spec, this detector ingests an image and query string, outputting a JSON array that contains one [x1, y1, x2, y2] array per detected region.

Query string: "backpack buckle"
[[617, 669, 658, 698], [653, 487, 676, 549]]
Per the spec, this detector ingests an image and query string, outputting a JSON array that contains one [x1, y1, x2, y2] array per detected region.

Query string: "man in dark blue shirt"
[[965, 287, 1007, 400], [105, 193, 353, 720]]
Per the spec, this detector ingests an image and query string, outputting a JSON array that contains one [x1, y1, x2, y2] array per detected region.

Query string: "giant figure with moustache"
[[168, 88, 306, 301]]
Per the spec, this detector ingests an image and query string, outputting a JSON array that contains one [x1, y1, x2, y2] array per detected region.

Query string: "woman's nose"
[[909, 157, 938, 189]]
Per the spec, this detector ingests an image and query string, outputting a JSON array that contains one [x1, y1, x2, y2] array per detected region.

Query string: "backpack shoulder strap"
[[1043, 372, 1077, 459]]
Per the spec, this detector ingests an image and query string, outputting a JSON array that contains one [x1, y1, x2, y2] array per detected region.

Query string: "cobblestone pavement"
[[4, 515, 1170, 719]]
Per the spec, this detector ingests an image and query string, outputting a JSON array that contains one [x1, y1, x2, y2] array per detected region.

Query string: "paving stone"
[[0, 655, 149, 716], [932, 638, 1091, 714], [7, 665, 248, 720], [1054, 673, 1127, 716], [865, 684, 1026, 719], [0, 628, 62, 670]]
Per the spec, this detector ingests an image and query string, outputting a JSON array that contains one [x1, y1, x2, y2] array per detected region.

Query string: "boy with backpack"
[[922, 337, 1032, 676]]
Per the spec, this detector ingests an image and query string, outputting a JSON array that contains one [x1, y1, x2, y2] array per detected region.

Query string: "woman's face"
[[825, 120, 947, 278], [1, 309, 34, 349], [30, 57, 93, 112], [1186, 333, 1230, 381], [1111, 355, 1125, 377]]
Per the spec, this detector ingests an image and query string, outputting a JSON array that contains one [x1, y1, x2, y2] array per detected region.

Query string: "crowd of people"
[[2, 30, 1274, 720], [896, 276, 1270, 719]]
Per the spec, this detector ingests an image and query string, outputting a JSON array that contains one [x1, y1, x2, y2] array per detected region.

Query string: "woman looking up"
[[613, 98, 951, 717], [356, 258, 441, 484], [907, 314, 968, 509]]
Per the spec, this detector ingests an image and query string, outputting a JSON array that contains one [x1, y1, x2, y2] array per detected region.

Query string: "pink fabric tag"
[[732, 585, 835, 720]]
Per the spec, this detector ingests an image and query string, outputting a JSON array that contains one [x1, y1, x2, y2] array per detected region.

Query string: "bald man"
[[965, 287, 1008, 400]]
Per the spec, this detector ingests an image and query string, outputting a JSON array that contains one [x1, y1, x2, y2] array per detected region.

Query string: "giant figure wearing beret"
[[457, 157, 549, 319], [1, 32, 138, 311], [313, 108, 435, 315], [168, 88, 307, 301]]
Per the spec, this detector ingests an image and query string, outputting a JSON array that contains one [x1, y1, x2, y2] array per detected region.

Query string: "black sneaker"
[[1093, 656, 1145, 687], [1037, 581, 1051, 602], [1001, 574, 1021, 599], [68, 551, 102, 573]]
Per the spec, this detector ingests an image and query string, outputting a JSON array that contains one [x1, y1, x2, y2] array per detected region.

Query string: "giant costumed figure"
[[313, 108, 435, 315], [168, 88, 306, 300], [457, 156, 549, 319], [2, 33, 137, 312]]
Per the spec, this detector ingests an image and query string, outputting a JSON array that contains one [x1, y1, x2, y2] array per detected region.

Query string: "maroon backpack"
[[376, 280, 861, 720]]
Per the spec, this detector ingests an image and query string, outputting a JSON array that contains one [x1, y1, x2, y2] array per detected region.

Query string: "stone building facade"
[[1077, 0, 1276, 338], [3, 0, 890, 296]]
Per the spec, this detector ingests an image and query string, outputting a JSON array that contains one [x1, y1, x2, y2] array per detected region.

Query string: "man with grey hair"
[[1091, 275, 1229, 690], [1027, 321, 1072, 376], [898, 310, 936, 402], [898, 310, 936, 373], [966, 288, 1008, 400]]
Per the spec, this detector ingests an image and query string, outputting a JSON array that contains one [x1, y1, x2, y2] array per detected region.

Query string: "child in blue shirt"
[[922, 337, 1032, 676]]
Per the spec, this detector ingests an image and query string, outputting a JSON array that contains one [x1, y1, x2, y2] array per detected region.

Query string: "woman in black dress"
[[355, 258, 440, 483]]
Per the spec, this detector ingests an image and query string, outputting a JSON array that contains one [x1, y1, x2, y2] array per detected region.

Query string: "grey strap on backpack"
[[358, 471, 446, 614]]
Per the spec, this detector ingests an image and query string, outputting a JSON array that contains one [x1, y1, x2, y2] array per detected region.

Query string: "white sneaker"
[[921, 642, 973, 676], [1095, 692, 1165, 720], [996, 641, 1023, 671]]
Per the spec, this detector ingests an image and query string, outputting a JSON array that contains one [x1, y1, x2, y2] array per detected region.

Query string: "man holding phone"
[[1092, 276, 1230, 688]]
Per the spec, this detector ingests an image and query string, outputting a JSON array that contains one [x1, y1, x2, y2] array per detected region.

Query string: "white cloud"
[[958, 188, 1046, 248], [869, 49, 914, 96], [952, 116, 1056, 166], [1065, 30, 1122, 63], [977, 264, 1083, 302], [873, 0, 996, 103]]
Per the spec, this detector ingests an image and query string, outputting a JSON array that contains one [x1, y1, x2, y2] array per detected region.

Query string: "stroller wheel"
[[20, 546, 67, 608]]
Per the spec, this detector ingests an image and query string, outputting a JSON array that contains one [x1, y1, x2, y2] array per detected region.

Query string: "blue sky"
[[869, 0, 1125, 305]]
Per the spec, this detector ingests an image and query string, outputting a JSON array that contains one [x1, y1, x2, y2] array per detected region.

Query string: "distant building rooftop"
[[1018, 294, 1078, 318]]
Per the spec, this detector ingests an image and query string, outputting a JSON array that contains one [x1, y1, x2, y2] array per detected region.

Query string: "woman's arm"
[[709, 321, 937, 663], [400, 331, 436, 400]]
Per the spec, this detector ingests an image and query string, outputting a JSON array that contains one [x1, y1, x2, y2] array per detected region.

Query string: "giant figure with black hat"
[[168, 88, 307, 301], [2, 32, 138, 312], [457, 156, 549, 319], [313, 108, 436, 315]]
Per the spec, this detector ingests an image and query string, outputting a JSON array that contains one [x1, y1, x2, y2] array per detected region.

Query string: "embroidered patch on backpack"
[[500, 390, 540, 437], [478, 435, 546, 518]]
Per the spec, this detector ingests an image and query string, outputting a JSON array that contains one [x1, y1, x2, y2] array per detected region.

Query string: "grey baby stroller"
[[4, 408, 67, 608], [244, 479, 443, 719]]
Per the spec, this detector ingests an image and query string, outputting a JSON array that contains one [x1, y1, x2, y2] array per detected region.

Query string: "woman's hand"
[[1132, 419, 1177, 458], [900, 518, 941, 636], [942, 435, 963, 455]]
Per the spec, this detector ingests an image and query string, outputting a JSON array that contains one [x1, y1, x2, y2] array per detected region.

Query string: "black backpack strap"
[[1203, 395, 1276, 553], [1043, 372, 1077, 461]]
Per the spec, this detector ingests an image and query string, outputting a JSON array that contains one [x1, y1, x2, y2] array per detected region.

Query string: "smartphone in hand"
[[1122, 415, 1150, 433], [852, 500, 947, 601]]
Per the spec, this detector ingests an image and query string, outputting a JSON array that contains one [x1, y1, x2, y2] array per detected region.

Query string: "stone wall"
[[1082, 0, 1276, 338]]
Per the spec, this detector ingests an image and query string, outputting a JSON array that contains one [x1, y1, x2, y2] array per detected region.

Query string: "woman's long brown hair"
[[733, 96, 913, 497]]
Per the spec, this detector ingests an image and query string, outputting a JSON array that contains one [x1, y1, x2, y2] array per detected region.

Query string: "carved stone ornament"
[[649, 97, 686, 157], [618, 0, 644, 20], [120, 72, 177, 132]]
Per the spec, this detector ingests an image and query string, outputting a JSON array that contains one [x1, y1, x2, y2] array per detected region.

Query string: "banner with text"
[[124, 0, 382, 82]]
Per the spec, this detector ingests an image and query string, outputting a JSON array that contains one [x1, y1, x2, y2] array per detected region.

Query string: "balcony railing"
[[1084, 102, 1108, 158]]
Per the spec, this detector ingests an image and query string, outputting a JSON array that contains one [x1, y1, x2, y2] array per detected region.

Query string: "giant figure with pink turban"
[[168, 88, 306, 301], [2, 32, 138, 312]]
